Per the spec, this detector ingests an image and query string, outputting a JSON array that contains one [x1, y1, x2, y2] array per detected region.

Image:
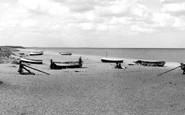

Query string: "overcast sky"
[[0, 0, 185, 48]]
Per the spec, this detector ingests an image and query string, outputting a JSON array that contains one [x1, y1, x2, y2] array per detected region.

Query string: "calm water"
[[31, 47, 185, 63]]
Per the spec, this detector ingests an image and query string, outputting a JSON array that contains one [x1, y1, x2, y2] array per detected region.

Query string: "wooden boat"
[[134, 60, 165, 67], [59, 52, 72, 55], [50, 59, 82, 69], [101, 58, 123, 63], [20, 58, 43, 64], [29, 51, 43, 56]]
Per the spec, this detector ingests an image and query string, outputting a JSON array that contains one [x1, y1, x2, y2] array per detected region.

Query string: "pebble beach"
[[0, 48, 185, 115]]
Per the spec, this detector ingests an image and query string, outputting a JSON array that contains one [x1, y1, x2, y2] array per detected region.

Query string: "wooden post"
[[18, 61, 35, 75], [50, 59, 54, 69], [18, 61, 23, 74]]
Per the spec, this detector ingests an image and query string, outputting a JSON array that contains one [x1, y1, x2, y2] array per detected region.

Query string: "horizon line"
[[1, 45, 185, 49], [26, 46, 185, 49]]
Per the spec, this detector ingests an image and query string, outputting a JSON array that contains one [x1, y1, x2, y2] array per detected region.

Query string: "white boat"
[[29, 51, 43, 56], [59, 52, 72, 55], [20, 58, 43, 64], [101, 58, 123, 63]]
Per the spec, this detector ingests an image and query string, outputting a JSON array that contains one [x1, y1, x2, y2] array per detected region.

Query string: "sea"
[[31, 47, 185, 63]]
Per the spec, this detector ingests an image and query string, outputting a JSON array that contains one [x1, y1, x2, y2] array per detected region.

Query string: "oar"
[[157, 65, 181, 76], [22, 64, 50, 75]]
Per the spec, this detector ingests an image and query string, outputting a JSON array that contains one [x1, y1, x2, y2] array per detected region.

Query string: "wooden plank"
[[157, 66, 181, 76], [22, 64, 50, 75]]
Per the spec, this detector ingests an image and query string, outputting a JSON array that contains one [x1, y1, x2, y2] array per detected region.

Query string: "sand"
[[0, 48, 185, 115]]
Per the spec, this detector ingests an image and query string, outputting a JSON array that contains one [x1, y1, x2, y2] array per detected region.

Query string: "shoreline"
[[0, 47, 185, 114]]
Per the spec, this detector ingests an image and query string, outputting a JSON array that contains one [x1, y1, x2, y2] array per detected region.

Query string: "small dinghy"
[[29, 51, 44, 56], [50, 58, 82, 69], [134, 60, 165, 67], [101, 58, 124, 63], [59, 52, 72, 55]]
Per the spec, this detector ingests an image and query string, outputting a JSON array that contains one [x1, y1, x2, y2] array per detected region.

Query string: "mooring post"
[[181, 63, 185, 74], [18, 61, 23, 74]]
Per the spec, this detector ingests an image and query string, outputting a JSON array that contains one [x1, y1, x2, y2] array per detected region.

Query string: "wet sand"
[[0, 48, 185, 115]]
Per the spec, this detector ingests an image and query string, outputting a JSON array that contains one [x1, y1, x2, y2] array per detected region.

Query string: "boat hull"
[[134, 60, 165, 67], [101, 58, 123, 63], [20, 58, 43, 64], [59, 52, 72, 55], [50, 60, 82, 69], [29, 51, 43, 56]]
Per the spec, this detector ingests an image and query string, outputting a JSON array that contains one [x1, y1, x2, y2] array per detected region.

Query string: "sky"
[[0, 0, 185, 48]]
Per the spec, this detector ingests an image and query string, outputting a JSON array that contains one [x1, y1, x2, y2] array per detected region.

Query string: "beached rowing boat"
[[134, 60, 166, 67], [29, 51, 43, 56], [59, 52, 72, 55], [101, 58, 124, 63], [20, 58, 43, 64], [50, 59, 82, 69]]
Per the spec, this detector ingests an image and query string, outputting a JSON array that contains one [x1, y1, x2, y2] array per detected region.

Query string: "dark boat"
[[50, 59, 82, 69], [134, 60, 166, 67], [20, 58, 43, 64], [59, 52, 72, 55], [101, 58, 123, 63]]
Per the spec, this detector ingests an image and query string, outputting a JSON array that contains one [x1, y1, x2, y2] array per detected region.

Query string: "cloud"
[[66, 0, 95, 12], [53, 0, 95, 12], [152, 13, 174, 27], [172, 16, 185, 30], [0, 3, 29, 29], [162, 3, 185, 15], [131, 25, 155, 33], [18, 0, 70, 15], [0, 0, 185, 48], [160, 0, 185, 16], [160, 0, 185, 3], [95, 0, 137, 17], [159, 0, 185, 30], [21, 19, 38, 28], [17, 0, 156, 34]]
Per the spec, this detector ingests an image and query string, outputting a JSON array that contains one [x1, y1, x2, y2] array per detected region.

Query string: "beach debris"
[[128, 63, 135, 66], [115, 63, 122, 69], [75, 70, 80, 72], [114, 63, 127, 69], [18, 61, 50, 75]]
